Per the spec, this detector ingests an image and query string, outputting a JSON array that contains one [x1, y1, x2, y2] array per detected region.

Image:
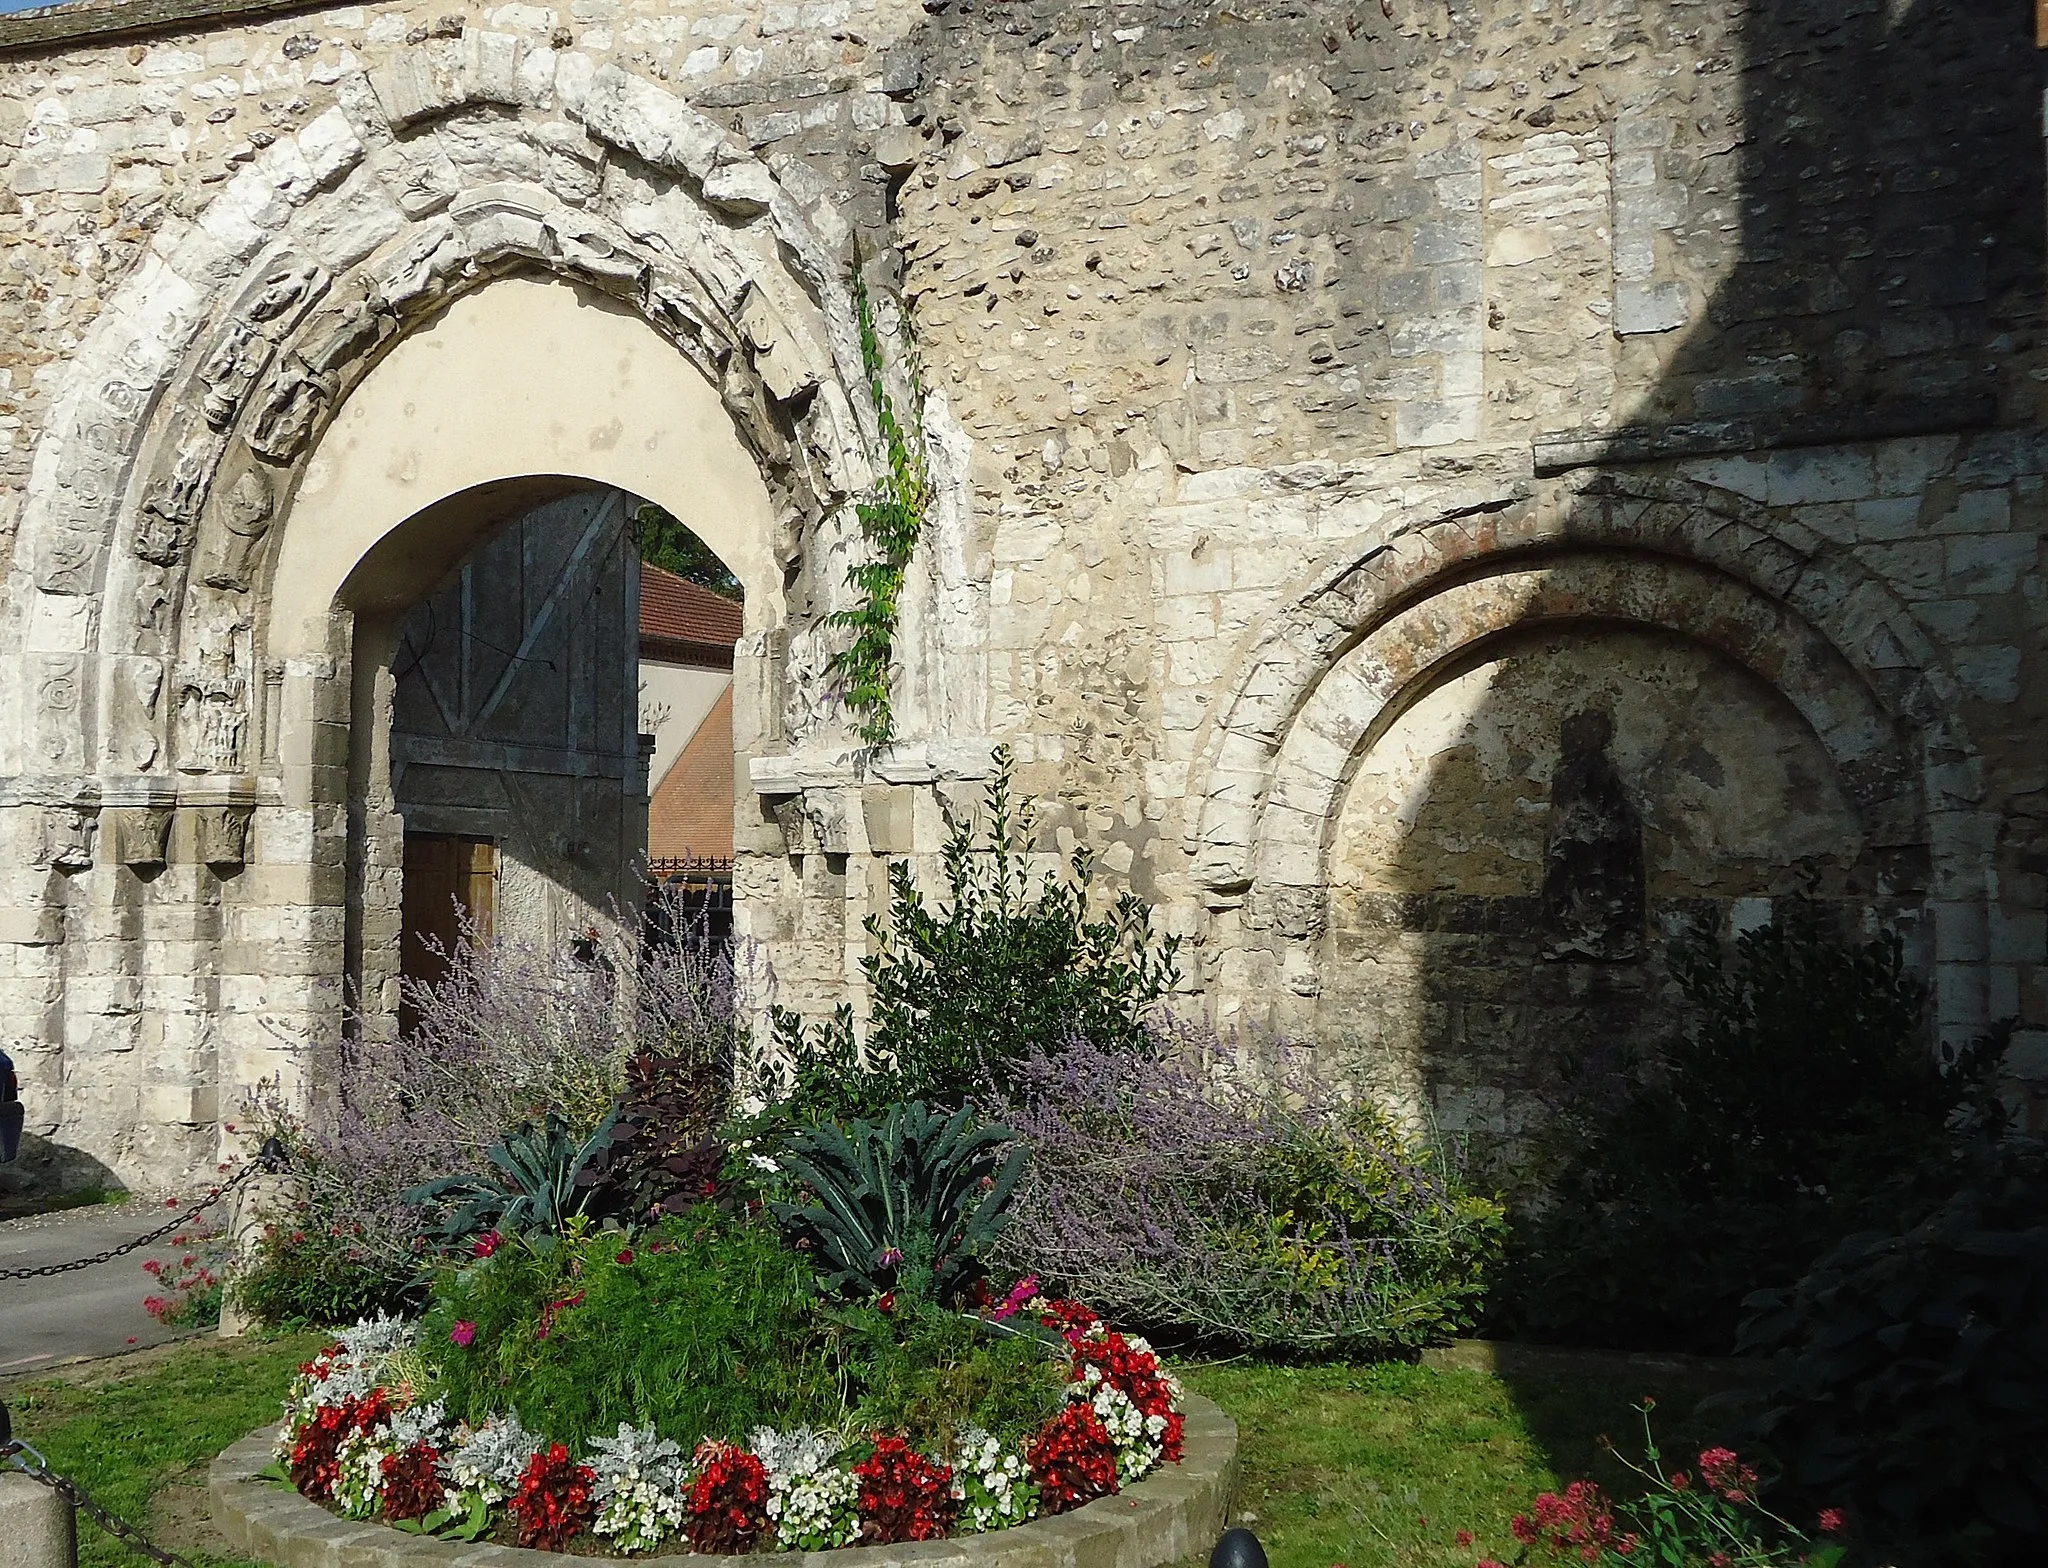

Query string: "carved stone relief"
[[174, 625, 252, 774], [33, 655, 87, 770], [135, 426, 226, 565], [110, 657, 166, 770], [38, 806, 96, 871], [193, 805, 253, 870], [195, 467, 276, 592], [104, 805, 174, 869]]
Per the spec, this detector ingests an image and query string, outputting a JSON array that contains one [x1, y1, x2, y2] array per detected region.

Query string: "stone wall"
[[0, 0, 2040, 1192]]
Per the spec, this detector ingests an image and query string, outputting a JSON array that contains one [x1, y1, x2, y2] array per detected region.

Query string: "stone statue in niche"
[[175, 628, 251, 774], [194, 468, 276, 591], [1538, 708, 1645, 962]]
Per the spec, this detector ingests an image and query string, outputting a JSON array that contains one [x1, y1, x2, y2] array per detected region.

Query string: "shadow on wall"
[[1311, 0, 2041, 1147], [1312, 623, 1899, 1153], [1600, 0, 2043, 455]]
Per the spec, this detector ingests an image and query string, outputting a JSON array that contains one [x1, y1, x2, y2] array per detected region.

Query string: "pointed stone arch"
[[0, 56, 983, 1189]]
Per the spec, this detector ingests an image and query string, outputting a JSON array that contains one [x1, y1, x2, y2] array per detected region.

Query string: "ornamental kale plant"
[[997, 1027, 1505, 1354], [765, 748, 1180, 1121], [1498, 902, 2008, 1354], [772, 1100, 1027, 1304]]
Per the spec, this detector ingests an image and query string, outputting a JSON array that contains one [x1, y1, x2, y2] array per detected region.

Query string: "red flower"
[[878, 1291, 897, 1313], [1028, 1403, 1119, 1513], [854, 1436, 957, 1543], [1454, 1529, 1474, 1547], [1818, 1508, 1847, 1533], [472, 1231, 503, 1258], [288, 1391, 391, 1502], [1696, 1447, 1758, 1501], [684, 1440, 771, 1553], [380, 1443, 446, 1523], [615, 1248, 635, 1266], [508, 1443, 595, 1550], [1669, 1470, 1690, 1491]]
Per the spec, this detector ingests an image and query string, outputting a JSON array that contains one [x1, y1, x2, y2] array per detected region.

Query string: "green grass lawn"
[[1179, 1356, 1738, 1568], [1, 1333, 322, 1568], [2, 1336, 1740, 1568]]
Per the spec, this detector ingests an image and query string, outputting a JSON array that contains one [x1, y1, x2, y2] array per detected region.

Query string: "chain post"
[[1, 1140, 288, 1284]]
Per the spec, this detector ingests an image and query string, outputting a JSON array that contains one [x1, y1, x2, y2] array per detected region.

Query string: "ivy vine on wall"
[[827, 261, 931, 748]]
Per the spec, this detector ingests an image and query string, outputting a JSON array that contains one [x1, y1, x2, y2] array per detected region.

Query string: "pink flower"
[[991, 1274, 1041, 1320], [450, 1321, 477, 1348], [472, 1231, 503, 1258], [1818, 1508, 1847, 1533], [1454, 1529, 1473, 1546]]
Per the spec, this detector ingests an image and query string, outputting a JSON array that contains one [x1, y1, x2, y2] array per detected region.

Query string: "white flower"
[[332, 1431, 393, 1519], [589, 1423, 687, 1552], [949, 1427, 1039, 1533], [447, 1412, 543, 1506], [751, 1428, 858, 1550]]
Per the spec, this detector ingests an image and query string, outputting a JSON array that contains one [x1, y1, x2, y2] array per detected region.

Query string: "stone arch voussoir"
[[6, 56, 893, 792], [1189, 471, 1972, 898]]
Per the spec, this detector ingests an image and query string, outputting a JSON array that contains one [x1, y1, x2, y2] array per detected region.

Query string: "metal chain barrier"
[[0, 1401, 195, 1568], [0, 1138, 288, 1283]]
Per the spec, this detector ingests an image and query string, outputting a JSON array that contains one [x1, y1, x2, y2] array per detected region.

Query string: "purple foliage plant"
[[248, 891, 740, 1270], [992, 1021, 1505, 1355]]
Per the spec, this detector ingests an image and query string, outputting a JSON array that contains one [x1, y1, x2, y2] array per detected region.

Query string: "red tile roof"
[[649, 684, 734, 860], [639, 563, 742, 652]]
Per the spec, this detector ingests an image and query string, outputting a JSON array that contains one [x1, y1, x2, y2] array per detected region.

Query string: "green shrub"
[[416, 1210, 1068, 1460], [231, 1219, 418, 1328], [999, 1031, 1506, 1356], [832, 1297, 1066, 1454], [1497, 904, 2003, 1353], [422, 1211, 838, 1451], [1737, 1136, 2048, 1565], [766, 748, 1180, 1121], [772, 1101, 1026, 1305]]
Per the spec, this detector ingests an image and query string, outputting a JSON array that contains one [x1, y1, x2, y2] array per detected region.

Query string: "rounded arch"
[[1188, 470, 1991, 1043], [270, 274, 780, 658], [0, 59, 985, 1191]]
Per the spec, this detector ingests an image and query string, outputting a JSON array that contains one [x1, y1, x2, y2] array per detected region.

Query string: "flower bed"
[[269, 1294, 1188, 1556]]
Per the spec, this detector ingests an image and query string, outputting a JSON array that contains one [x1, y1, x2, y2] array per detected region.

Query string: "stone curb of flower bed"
[[211, 1396, 1238, 1568]]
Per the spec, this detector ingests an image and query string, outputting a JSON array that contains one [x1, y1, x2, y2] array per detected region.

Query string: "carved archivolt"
[[4, 52, 894, 791]]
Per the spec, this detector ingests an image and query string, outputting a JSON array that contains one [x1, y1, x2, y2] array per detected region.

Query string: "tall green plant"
[[767, 748, 1181, 1118], [827, 259, 929, 747], [1498, 902, 2002, 1353]]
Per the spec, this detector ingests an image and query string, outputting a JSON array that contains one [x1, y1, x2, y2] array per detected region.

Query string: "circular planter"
[[211, 1396, 1238, 1568]]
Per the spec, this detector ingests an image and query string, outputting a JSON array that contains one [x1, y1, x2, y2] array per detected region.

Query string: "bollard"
[[0, 1472, 78, 1568], [1210, 1528, 1268, 1568]]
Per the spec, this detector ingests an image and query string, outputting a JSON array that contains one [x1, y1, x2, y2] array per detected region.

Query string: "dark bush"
[[765, 748, 1179, 1122], [1497, 903, 2004, 1353], [230, 1219, 418, 1328], [1737, 1136, 2048, 1567]]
